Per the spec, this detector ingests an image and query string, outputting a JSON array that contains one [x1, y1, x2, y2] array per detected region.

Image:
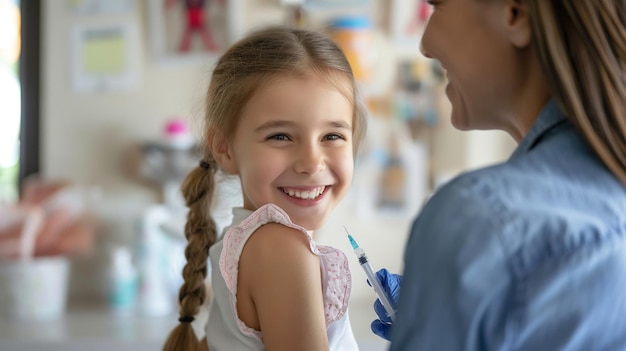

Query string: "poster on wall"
[[71, 20, 140, 92], [148, 0, 243, 63]]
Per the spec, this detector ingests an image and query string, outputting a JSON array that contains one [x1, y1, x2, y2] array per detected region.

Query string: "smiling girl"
[[163, 27, 367, 351]]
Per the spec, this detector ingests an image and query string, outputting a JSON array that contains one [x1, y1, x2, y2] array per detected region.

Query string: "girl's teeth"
[[283, 187, 325, 199]]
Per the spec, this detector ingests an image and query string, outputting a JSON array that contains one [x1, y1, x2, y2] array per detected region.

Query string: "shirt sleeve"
[[389, 176, 514, 350]]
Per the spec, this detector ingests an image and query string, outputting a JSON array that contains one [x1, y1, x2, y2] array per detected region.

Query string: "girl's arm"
[[238, 223, 328, 351]]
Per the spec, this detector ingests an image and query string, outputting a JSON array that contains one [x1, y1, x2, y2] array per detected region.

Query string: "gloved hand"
[[369, 268, 402, 341]]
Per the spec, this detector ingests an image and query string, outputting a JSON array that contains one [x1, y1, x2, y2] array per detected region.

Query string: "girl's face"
[[227, 75, 355, 231], [420, 0, 528, 135]]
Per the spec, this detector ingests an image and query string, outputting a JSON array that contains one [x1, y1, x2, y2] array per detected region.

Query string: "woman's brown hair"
[[528, 0, 626, 181], [163, 26, 367, 351]]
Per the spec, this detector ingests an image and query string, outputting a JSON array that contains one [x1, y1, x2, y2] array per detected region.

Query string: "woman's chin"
[[450, 109, 471, 131]]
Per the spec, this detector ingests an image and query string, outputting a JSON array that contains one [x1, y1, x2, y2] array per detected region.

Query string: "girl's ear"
[[209, 133, 238, 175], [505, 0, 532, 48]]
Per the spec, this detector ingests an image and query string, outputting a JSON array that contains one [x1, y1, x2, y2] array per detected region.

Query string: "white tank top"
[[205, 204, 359, 351]]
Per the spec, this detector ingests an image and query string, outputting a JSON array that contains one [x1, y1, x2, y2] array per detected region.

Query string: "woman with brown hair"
[[371, 0, 626, 349]]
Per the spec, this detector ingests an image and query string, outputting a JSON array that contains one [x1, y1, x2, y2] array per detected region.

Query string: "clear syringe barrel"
[[355, 249, 396, 322]]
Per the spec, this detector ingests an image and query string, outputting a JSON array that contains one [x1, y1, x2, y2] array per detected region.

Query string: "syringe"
[[345, 227, 396, 322]]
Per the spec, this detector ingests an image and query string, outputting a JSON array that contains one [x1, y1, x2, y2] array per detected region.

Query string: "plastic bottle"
[[377, 136, 407, 210], [163, 118, 194, 150], [135, 205, 174, 316], [107, 246, 138, 315], [329, 16, 373, 83], [161, 118, 194, 212]]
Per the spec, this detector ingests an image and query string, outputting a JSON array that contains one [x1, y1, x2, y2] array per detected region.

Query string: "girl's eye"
[[267, 134, 290, 141], [323, 133, 345, 141]]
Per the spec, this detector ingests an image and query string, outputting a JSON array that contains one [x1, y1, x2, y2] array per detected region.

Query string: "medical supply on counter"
[[135, 205, 175, 316], [163, 118, 194, 150], [0, 256, 69, 321], [107, 246, 137, 315], [346, 228, 396, 322]]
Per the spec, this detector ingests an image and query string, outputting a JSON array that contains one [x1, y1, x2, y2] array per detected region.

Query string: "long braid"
[[163, 157, 218, 351]]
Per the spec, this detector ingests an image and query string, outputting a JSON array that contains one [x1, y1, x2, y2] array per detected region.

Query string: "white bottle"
[[108, 246, 138, 315], [135, 205, 174, 316]]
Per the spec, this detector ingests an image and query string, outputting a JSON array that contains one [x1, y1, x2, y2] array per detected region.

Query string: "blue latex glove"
[[369, 268, 402, 341]]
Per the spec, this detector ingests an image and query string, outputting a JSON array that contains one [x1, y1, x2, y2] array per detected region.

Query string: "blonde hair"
[[163, 26, 366, 351], [527, 0, 626, 181]]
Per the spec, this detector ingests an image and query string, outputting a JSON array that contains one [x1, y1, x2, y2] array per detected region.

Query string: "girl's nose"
[[294, 144, 325, 175]]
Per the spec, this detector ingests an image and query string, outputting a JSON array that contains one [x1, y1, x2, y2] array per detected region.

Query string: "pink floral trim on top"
[[219, 203, 352, 342]]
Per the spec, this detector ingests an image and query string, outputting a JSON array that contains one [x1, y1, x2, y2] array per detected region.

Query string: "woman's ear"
[[209, 133, 238, 175], [505, 0, 532, 48]]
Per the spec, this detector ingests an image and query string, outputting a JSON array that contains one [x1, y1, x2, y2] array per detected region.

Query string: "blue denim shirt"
[[390, 100, 626, 350]]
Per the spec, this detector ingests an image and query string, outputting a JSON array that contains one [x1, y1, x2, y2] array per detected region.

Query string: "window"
[[0, 0, 40, 202], [0, 0, 21, 202]]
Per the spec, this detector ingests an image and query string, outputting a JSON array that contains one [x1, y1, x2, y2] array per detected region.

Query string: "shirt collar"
[[510, 99, 568, 160]]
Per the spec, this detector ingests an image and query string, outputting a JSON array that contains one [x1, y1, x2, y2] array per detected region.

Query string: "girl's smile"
[[279, 185, 330, 206]]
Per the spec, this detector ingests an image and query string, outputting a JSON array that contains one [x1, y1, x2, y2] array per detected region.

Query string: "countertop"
[[0, 298, 388, 351], [0, 300, 177, 351]]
